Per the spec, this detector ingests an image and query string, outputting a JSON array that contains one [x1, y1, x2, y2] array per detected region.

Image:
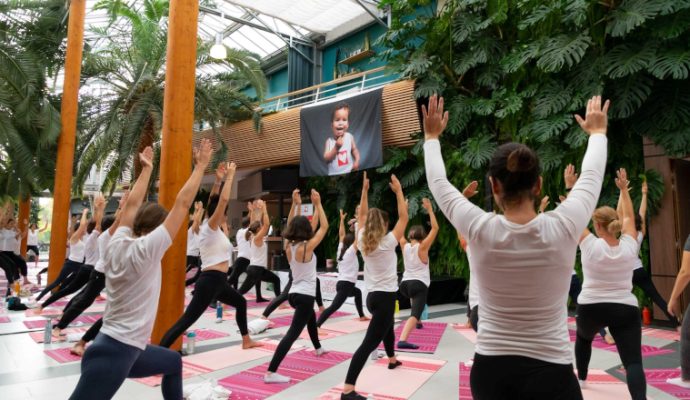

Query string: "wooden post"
[[47, 0, 86, 283], [150, 0, 199, 349], [18, 196, 30, 257]]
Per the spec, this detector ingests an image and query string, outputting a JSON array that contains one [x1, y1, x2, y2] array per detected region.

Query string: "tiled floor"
[[0, 261, 683, 399]]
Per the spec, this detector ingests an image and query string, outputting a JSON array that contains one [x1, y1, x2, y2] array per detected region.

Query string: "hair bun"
[[506, 147, 538, 173]]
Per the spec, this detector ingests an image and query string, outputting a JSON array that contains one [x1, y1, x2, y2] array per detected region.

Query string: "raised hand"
[[215, 162, 227, 180], [574, 95, 610, 135], [462, 181, 479, 198], [422, 94, 449, 140], [227, 161, 237, 175], [94, 193, 106, 210], [615, 168, 629, 191], [194, 139, 213, 168], [362, 171, 369, 192], [389, 174, 402, 194], [422, 197, 433, 211], [641, 180, 648, 195], [292, 189, 301, 205], [139, 146, 154, 169], [539, 196, 550, 213], [311, 189, 321, 206], [194, 201, 202, 211], [247, 201, 254, 212], [340, 209, 347, 220], [564, 164, 578, 189]]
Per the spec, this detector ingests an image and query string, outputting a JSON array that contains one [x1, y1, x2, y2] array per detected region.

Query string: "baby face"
[[331, 108, 349, 138]]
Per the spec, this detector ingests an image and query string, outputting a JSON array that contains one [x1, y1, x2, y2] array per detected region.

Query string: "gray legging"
[[682, 308, 690, 380], [69, 333, 182, 400]]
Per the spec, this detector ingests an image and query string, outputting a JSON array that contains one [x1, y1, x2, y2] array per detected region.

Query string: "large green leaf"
[[536, 32, 591, 72]]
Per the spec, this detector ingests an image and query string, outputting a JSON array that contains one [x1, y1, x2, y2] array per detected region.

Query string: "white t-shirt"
[[288, 242, 317, 296], [94, 230, 112, 273], [186, 227, 200, 257], [0, 229, 8, 251], [326, 132, 355, 175], [336, 242, 359, 283], [467, 244, 479, 309], [199, 222, 233, 271], [402, 242, 430, 287], [28, 230, 39, 246], [425, 134, 608, 365], [101, 226, 172, 350], [578, 233, 639, 307], [358, 230, 399, 293], [236, 227, 251, 259], [249, 237, 267, 267], [83, 231, 101, 266], [632, 231, 644, 270], [68, 238, 86, 263]]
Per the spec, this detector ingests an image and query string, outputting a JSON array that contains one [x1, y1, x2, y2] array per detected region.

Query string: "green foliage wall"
[[309, 0, 690, 283]]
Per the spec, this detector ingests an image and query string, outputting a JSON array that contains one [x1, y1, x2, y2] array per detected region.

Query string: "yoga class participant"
[[37, 207, 90, 301], [575, 168, 646, 399], [341, 172, 406, 400], [184, 201, 203, 285], [159, 162, 261, 350], [238, 200, 281, 299], [27, 222, 48, 267], [69, 141, 211, 400], [264, 189, 329, 384], [423, 94, 610, 399], [0, 216, 31, 284], [396, 197, 438, 349], [227, 212, 251, 288], [37, 194, 106, 312], [666, 234, 690, 388], [316, 209, 368, 327]]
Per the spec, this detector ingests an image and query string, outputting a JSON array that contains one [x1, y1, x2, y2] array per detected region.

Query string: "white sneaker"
[[315, 347, 328, 357], [578, 379, 587, 389], [264, 372, 290, 384], [370, 350, 380, 360], [667, 377, 690, 388]]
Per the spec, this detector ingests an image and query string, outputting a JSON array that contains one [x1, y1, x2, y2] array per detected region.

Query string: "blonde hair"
[[592, 206, 622, 236], [361, 208, 388, 255]]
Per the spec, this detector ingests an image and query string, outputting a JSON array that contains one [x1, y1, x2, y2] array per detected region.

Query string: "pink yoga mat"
[[451, 323, 477, 344], [568, 329, 673, 357], [268, 310, 352, 330], [23, 314, 101, 329], [378, 321, 447, 354], [319, 355, 446, 400], [319, 317, 370, 334], [25, 308, 62, 317], [181, 328, 228, 343], [645, 368, 690, 399], [298, 328, 344, 341], [29, 327, 89, 343], [44, 347, 83, 363], [642, 327, 680, 341], [219, 349, 352, 400], [0, 315, 10, 323]]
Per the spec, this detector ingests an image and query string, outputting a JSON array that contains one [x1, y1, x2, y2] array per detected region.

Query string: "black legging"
[[0, 253, 17, 295], [56, 270, 105, 330], [41, 265, 94, 308], [227, 257, 249, 288], [575, 303, 646, 400], [317, 280, 364, 326], [268, 293, 321, 372], [37, 259, 81, 300], [238, 266, 281, 298], [569, 274, 608, 339], [1, 251, 27, 278], [82, 318, 103, 343], [399, 279, 428, 320], [345, 291, 396, 385], [633, 267, 679, 327], [160, 270, 248, 348], [262, 275, 324, 318]]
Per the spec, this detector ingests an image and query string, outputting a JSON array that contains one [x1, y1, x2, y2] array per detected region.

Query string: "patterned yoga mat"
[[29, 327, 89, 343], [44, 347, 83, 363], [0, 315, 10, 323], [218, 349, 352, 400], [644, 368, 690, 399], [568, 329, 674, 357], [23, 314, 101, 329], [269, 310, 352, 329], [378, 321, 447, 354]]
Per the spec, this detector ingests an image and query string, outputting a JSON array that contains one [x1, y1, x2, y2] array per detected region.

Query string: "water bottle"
[[421, 304, 429, 320], [394, 300, 399, 315], [44, 319, 52, 344], [186, 332, 196, 354], [13, 281, 20, 296], [215, 301, 223, 323]]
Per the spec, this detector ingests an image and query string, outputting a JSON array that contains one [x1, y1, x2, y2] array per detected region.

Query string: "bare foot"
[[52, 327, 63, 337], [318, 306, 325, 313], [70, 341, 86, 356], [260, 316, 268, 320], [359, 316, 371, 321], [34, 307, 43, 315], [604, 333, 615, 345], [242, 338, 264, 349]]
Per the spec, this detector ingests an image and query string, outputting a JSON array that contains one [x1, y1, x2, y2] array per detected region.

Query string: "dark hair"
[[29, 223, 38, 230], [188, 220, 193, 228], [241, 216, 250, 228], [408, 225, 427, 241], [207, 194, 221, 218], [101, 215, 116, 231], [73, 222, 80, 232], [331, 101, 350, 121], [635, 214, 643, 232], [488, 143, 541, 205], [86, 221, 97, 234], [245, 220, 261, 241], [339, 232, 355, 261], [133, 202, 168, 236], [283, 215, 313, 243]]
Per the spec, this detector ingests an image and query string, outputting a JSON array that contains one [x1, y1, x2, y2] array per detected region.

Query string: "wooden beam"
[[150, 0, 199, 350], [47, 0, 86, 283], [18, 196, 30, 257]]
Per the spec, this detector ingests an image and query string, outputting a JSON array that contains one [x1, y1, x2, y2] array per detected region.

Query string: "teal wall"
[[243, 66, 288, 100]]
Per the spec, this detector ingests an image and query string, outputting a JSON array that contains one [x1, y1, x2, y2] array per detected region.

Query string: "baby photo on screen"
[[323, 102, 360, 175]]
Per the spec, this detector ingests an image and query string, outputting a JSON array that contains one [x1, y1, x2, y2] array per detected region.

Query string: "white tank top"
[[401, 242, 430, 287], [28, 230, 39, 246], [236, 228, 251, 259], [288, 242, 317, 296], [186, 227, 200, 257], [68, 238, 86, 263], [326, 132, 354, 175], [199, 222, 233, 271], [249, 236, 267, 267], [83, 231, 101, 266], [632, 231, 644, 270], [337, 242, 359, 283], [0, 229, 8, 251], [1, 229, 17, 252]]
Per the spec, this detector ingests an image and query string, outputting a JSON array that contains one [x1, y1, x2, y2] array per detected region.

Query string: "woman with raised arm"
[[575, 168, 646, 399], [316, 208, 368, 328], [423, 95, 610, 399], [37, 207, 90, 301], [341, 172, 406, 400], [69, 141, 212, 400], [264, 189, 330, 383], [227, 203, 252, 289], [160, 162, 261, 350], [396, 197, 438, 349], [238, 200, 282, 298], [666, 234, 690, 388], [0, 215, 31, 285], [27, 221, 48, 267]]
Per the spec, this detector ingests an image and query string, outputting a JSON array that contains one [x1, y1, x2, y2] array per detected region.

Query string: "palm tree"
[[74, 0, 267, 193]]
